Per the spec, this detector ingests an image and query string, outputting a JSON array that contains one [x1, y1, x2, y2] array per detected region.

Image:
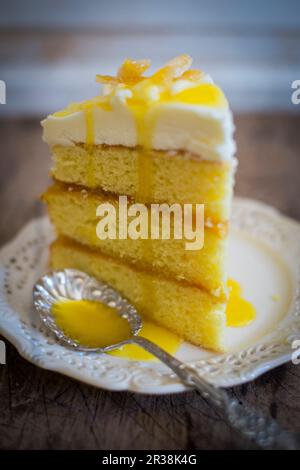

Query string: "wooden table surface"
[[0, 113, 300, 450]]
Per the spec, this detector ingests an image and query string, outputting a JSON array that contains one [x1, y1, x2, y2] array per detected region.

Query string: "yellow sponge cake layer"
[[43, 182, 227, 294], [51, 144, 235, 221], [51, 237, 227, 351]]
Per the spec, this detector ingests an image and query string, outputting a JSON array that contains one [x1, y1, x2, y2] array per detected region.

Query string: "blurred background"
[[0, 0, 300, 244], [1, 0, 300, 114]]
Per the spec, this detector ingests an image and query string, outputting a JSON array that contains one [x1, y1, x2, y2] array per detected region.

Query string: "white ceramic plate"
[[0, 198, 300, 394]]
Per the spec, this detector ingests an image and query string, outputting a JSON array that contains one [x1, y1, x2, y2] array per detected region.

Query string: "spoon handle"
[[132, 336, 298, 450]]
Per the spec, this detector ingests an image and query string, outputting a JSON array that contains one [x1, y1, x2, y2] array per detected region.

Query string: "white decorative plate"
[[0, 198, 300, 394]]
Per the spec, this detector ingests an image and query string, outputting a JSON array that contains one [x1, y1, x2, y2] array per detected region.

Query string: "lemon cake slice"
[[42, 55, 236, 351]]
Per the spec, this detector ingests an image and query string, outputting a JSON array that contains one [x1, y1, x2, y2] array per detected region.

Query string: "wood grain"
[[0, 113, 300, 450]]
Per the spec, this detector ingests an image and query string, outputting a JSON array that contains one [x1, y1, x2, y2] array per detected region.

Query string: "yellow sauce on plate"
[[226, 279, 256, 327]]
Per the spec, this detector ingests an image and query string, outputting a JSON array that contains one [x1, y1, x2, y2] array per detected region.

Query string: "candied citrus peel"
[[180, 69, 205, 81], [151, 54, 193, 84], [96, 58, 151, 86], [96, 55, 197, 88], [95, 75, 119, 86], [118, 59, 151, 83]]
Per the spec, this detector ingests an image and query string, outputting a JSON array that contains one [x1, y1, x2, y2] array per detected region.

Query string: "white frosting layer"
[[42, 81, 236, 162]]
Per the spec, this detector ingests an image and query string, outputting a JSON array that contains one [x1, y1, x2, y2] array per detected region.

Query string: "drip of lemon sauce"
[[126, 86, 156, 203], [51, 299, 181, 360], [126, 85, 158, 313], [52, 95, 111, 117], [226, 279, 256, 327], [54, 96, 112, 189], [84, 105, 96, 188]]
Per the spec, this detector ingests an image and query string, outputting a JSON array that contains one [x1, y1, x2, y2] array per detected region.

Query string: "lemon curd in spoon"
[[51, 299, 132, 348], [51, 298, 182, 359], [50, 277, 255, 360]]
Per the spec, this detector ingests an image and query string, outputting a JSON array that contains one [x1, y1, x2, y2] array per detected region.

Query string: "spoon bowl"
[[33, 269, 142, 352]]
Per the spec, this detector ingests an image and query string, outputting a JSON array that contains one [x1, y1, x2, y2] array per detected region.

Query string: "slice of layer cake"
[[42, 55, 236, 351]]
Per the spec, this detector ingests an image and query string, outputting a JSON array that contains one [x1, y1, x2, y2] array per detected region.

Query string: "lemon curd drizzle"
[[84, 105, 96, 188], [52, 54, 227, 121], [126, 93, 157, 315], [53, 82, 227, 120], [226, 279, 256, 327], [167, 83, 227, 107]]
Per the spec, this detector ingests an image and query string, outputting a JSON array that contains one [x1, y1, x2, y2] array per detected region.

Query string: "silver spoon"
[[33, 269, 298, 450]]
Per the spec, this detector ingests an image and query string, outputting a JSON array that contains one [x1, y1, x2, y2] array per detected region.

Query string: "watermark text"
[[291, 80, 300, 105], [0, 340, 6, 364], [0, 80, 6, 104], [96, 196, 205, 250]]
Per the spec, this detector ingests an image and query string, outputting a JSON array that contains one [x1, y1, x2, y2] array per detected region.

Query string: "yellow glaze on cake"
[[53, 83, 227, 119], [42, 56, 235, 162]]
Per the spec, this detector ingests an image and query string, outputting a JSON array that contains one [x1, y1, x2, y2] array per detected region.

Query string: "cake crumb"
[[271, 294, 280, 301], [81, 189, 88, 199]]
